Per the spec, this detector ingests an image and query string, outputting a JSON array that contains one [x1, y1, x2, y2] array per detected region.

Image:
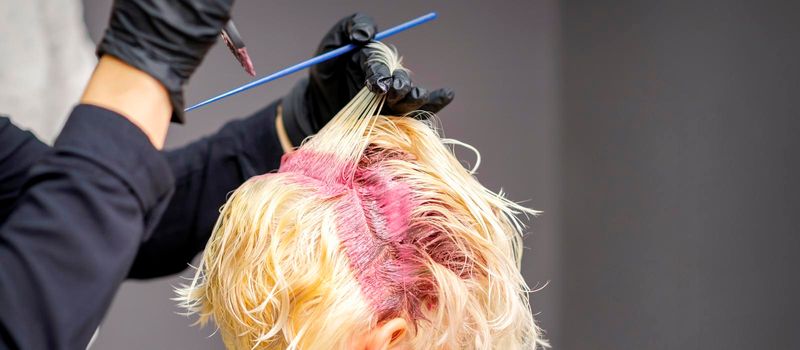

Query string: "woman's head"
[[176, 43, 546, 349]]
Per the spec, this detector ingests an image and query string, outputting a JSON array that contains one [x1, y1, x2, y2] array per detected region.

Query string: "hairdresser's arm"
[[127, 102, 285, 278], [0, 101, 284, 282], [0, 55, 174, 349], [0, 102, 285, 282], [0, 55, 169, 221], [81, 56, 171, 147], [0, 118, 50, 224]]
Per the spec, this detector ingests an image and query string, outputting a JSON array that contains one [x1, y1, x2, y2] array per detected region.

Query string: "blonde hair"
[[176, 42, 546, 349]]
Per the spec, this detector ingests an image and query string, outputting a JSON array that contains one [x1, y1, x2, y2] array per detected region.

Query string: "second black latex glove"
[[282, 13, 455, 146], [97, 0, 234, 123]]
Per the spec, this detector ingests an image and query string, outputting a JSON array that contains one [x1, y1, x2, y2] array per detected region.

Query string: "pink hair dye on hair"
[[278, 148, 449, 322]]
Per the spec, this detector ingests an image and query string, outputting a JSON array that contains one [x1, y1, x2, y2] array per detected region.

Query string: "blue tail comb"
[[185, 12, 438, 112]]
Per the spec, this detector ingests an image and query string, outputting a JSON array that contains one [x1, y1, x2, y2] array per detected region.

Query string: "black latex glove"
[[97, 0, 235, 123], [282, 13, 455, 146]]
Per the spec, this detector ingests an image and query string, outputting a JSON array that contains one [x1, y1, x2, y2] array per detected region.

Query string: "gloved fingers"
[[386, 70, 412, 104], [386, 86, 429, 115], [362, 45, 413, 94], [364, 59, 392, 94], [359, 45, 454, 115], [315, 13, 378, 76], [347, 13, 377, 45], [360, 47, 392, 94], [417, 88, 455, 113], [316, 13, 377, 54]]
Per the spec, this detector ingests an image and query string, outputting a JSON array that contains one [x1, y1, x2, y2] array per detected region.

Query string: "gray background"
[[79, 0, 800, 349], [561, 1, 800, 349]]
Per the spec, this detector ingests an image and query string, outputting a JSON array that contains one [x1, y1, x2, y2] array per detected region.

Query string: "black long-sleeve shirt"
[[130, 101, 283, 278], [0, 102, 283, 348]]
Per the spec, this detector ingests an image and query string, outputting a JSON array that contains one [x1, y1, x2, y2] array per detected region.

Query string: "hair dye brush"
[[220, 20, 257, 77]]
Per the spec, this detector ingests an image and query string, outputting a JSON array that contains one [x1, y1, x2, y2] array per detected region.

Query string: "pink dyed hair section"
[[279, 146, 467, 324]]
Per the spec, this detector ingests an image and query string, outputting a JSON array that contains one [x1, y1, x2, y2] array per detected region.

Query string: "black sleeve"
[[0, 105, 174, 349], [127, 100, 284, 279], [0, 117, 49, 224]]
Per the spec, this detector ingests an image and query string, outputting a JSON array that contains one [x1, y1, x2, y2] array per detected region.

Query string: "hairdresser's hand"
[[281, 13, 455, 146], [97, 0, 235, 123]]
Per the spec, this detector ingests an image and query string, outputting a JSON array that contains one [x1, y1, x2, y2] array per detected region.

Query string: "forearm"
[[80, 55, 171, 149], [129, 101, 285, 278], [0, 106, 173, 349]]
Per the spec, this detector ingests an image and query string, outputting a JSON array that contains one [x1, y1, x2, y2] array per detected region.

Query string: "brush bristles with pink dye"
[[176, 42, 547, 349], [221, 20, 257, 76]]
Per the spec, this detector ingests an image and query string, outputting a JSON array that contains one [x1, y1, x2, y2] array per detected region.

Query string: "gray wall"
[[561, 1, 800, 349], [82, 1, 561, 348]]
